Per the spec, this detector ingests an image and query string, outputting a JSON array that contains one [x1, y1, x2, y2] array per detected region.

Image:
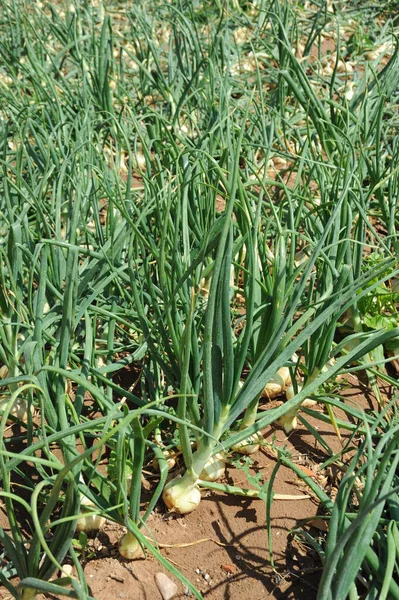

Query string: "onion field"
[[0, 1, 398, 599]]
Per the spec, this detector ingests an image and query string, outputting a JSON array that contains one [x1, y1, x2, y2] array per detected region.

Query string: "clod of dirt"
[[155, 572, 178, 600]]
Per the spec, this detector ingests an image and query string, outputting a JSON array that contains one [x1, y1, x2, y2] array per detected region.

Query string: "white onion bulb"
[[76, 496, 105, 533], [0, 398, 33, 425], [262, 367, 291, 399], [119, 531, 144, 560], [76, 513, 105, 533], [231, 433, 262, 455], [162, 476, 201, 514], [280, 385, 316, 433], [152, 449, 176, 471], [199, 454, 225, 482]]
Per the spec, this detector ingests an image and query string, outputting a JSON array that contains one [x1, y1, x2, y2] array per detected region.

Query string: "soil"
[[0, 375, 383, 600]]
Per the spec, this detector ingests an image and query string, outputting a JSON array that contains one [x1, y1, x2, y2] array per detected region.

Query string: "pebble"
[[203, 573, 210, 582], [222, 564, 235, 574], [155, 572, 178, 600]]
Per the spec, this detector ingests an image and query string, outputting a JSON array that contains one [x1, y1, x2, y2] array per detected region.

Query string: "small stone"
[[222, 564, 235, 574], [155, 572, 178, 600], [119, 594, 126, 599], [184, 589, 192, 597], [195, 569, 201, 574], [203, 573, 210, 582]]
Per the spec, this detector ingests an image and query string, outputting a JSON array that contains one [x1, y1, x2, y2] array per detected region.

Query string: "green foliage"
[[71, 532, 96, 562], [0, 0, 398, 597]]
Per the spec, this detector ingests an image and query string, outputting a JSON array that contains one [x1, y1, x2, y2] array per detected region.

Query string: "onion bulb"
[[119, 531, 144, 560], [279, 384, 317, 433], [162, 475, 201, 514], [231, 432, 263, 455], [76, 496, 105, 533], [20, 588, 38, 600], [262, 367, 291, 399], [12, 399, 31, 422], [199, 453, 225, 482], [0, 397, 33, 425], [278, 411, 298, 434], [12, 399, 30, 421], [152, 449, 177, 471], [76, 513, 105, 533]]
